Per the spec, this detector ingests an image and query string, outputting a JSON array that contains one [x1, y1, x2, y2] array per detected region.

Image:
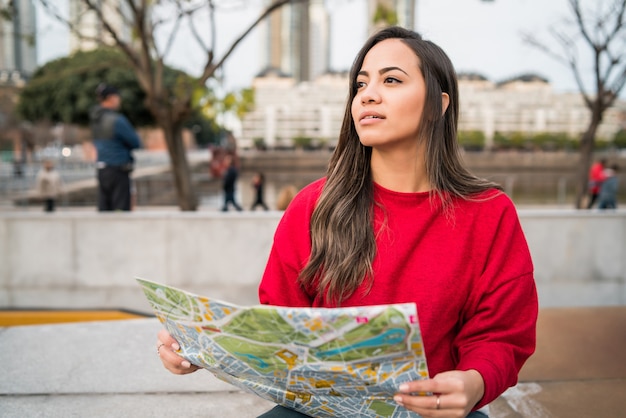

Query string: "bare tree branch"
[[39, 0, 97, 44], [570, 0, 595, 49], [186, 1, 211, 54], [36, 0, 308, 210], [208, 0, 217, 57], [159, 2, 185, 60], [609, 66, 626, 97], [607, 0, 626, 39], [199, 0, 308, 84], [110, 0, 134, 29], [82, 0, 140, 66], [524, 0, 626, 208]]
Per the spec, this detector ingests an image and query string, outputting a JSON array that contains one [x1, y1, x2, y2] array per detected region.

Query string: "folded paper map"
[[137, 278, 429, 417]]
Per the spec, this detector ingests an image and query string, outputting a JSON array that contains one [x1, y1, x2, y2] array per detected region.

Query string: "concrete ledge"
[[1, 393, 275, 418], [1, 318, 275, 417], [1, 210, 625, 311], [3, 306, 625, 417]]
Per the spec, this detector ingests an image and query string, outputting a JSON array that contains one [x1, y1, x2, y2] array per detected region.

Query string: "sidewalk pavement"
[[2, 306, 625, 418]]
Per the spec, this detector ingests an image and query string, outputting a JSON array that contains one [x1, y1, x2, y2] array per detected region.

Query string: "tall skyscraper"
[[263, 0, 329, 82], [395, 0, 416, 29], [368, 0, 415, 34], [0, 0, 37, 77], [308, 0, 330, 81], [68, 0, 132, 53]]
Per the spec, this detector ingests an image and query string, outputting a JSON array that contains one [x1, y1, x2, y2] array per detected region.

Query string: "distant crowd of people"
[[31, 83, 619, 214], [212, 149, 298, 212], [33, 146, 620, 214], [31, 82, 301, 213]]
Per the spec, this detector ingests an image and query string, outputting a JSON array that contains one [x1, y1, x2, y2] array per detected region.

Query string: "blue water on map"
[[235, 352, 269, 368], [315, 328, 407, 358]]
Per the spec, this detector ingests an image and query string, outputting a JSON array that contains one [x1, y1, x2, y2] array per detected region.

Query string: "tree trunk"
[[574, 108, 602, 209], [161, 120, 198, 211]]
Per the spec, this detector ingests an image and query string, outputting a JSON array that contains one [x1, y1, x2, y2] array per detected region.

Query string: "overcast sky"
[[36, 0, 586, 94]]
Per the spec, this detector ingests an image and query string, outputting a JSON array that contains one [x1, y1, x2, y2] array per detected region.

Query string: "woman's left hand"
[[393, 369, 485, 418]]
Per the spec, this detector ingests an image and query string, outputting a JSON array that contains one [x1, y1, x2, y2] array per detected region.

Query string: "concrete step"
[[3, 307, 625, 417]]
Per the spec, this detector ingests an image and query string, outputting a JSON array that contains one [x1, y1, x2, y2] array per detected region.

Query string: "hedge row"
[[458, 130, 626, 151], [252, 130, 626, 151]]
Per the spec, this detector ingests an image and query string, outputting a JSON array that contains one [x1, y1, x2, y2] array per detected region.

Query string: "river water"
[[4, 150, 625, 210], [136, 168, 620, 210]]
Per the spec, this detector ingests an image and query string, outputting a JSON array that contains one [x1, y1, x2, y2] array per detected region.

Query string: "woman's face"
[[351, 38, 427, 151]]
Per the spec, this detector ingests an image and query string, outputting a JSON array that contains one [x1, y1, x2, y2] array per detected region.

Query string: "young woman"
[[157, 26, 538, 418]]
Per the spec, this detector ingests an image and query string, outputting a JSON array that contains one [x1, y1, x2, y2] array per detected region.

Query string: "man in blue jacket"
[[90, 84, 141, 211]]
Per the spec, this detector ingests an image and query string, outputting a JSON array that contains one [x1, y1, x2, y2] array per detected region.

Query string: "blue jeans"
[[257, 405, 489, 417]]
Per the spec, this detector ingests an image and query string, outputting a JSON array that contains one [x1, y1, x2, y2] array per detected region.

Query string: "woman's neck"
[[370, 146, 430, 193]]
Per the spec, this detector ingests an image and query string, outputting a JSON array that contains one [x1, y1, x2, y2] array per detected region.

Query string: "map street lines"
[[138, 278, 429, 418]]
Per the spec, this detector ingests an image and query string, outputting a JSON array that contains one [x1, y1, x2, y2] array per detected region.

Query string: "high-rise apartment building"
[[0, 0, 37, 79], [68, 0, 132, 52], [368, 0, 415, 34], [262, 0, 329, 82]]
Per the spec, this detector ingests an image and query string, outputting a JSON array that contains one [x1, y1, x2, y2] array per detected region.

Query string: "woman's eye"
[[356, 81, 366, 88], [385, 77, 401, 84]]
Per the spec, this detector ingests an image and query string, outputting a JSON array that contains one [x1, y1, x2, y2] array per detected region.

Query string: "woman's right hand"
[[156, 329, 200, 375]]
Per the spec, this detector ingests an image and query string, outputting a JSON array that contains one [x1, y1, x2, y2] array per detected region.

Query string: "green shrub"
[[613, 129, 626, 149], [458, 130, 485, 151], [493, 132, 511, 150], [594, 138, 611, 150], [292, 136, 313, 149], [530, 132, 573, 151], [253, 137, 266, 150], [493, 132, 532, 151]]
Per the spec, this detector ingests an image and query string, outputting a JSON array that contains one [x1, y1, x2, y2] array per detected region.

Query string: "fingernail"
[[181, 360, 191, 368], [393, 395, 403, 405], [399, 384, 409, 392], [172, 343, 180, 350]]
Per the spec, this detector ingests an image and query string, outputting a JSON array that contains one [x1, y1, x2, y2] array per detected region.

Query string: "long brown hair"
[[298, 27, 501, 305]]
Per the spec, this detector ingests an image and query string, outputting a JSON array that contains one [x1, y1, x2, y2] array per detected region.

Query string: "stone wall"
[[0, 210, 624, 313]]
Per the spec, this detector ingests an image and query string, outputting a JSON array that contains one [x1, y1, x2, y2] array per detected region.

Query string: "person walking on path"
[[250, 172, 269, 211], [35, 159, 63, 212], [90, 83, 141, 211], [221, 154, 243, 212], [587, 158, 607, 209], [598, 164, 619, 209], [156, 26, 537, 418]]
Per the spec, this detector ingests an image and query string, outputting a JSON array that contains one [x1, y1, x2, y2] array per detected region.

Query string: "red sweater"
[[589, 162, 607, 194], [259, 178, 538, 409]]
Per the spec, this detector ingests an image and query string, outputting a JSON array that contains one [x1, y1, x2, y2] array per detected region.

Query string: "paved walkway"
[[2, 306, 625, 417], [491, 306, 626, 418]]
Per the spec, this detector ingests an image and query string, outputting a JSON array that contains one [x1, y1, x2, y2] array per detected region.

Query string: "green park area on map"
[[137, 278, 429, 418]]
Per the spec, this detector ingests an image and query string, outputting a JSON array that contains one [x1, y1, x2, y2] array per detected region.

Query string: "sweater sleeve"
[[258, 180, 324, 307], [455, 197, 538, 409], [259, 244, 313, 307]]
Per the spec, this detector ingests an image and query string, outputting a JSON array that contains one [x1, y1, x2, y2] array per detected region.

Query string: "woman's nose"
[[360, 84, 381, 104]]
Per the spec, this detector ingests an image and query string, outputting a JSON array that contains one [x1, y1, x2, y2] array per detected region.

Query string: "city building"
[[0, 0, 36, 157], [240, 71, 347, 149], [239, 71, 626, 150], [68, 0, 132, 52], [0, 0, 37, 81], [260, 0, 329, 83], [368, 0, 415, 34], [458, 73, 626, 147]]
